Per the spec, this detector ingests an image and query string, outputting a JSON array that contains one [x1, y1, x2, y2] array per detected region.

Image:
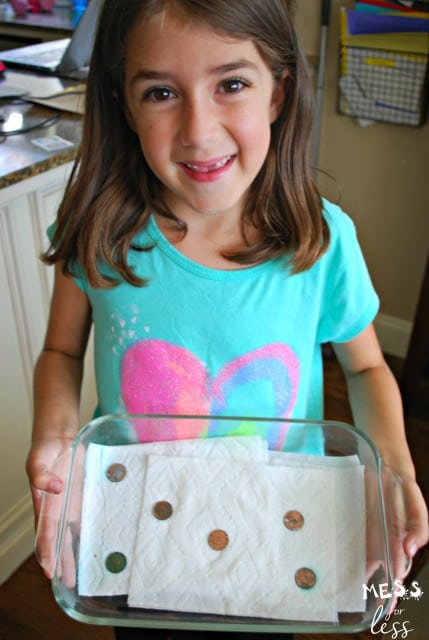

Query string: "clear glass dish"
[[35, 414, 409, 633]]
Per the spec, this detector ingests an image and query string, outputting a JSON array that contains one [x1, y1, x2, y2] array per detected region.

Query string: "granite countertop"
[[0, 70, 83, 190]]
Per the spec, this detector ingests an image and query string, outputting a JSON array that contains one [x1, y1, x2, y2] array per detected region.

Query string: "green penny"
[[105, 551, 127, 573]]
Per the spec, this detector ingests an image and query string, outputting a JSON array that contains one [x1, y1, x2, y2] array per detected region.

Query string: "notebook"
[[0, 0, 104, 80]]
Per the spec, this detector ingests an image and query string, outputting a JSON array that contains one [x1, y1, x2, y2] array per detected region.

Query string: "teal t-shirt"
[[59, 199, 379, 452]]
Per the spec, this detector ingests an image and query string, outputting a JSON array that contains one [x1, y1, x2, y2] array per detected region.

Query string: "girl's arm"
[[26, 264, 92, 526], [333, 324, 429, 563]]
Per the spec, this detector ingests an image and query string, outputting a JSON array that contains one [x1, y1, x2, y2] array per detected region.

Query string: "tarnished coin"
[[105, 551, 127, 574], [208, 529, 229, 551], [106, 463, 126, 483], [283, 510, 304, 531], [295, 567, 317, 590], [152, 500, 173, 520]]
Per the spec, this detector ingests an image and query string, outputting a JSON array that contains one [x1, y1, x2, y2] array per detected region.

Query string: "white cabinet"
[[0, 164, 96, 584]]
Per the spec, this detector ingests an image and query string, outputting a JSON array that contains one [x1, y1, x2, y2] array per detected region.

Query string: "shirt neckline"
[[146, 216, 282, 281]]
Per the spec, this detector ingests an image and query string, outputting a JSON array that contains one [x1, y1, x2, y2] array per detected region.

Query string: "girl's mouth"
[[179, 155, 235, 182]]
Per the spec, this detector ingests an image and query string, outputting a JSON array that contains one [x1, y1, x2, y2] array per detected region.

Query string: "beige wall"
[[295, 0, 429, 355]]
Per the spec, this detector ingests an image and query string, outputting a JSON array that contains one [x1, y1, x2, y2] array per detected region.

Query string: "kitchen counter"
[[0, 70, 82, 189]]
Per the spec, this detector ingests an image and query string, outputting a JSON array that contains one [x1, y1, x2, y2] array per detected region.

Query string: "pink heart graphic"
[[121, 340, 299, 445]]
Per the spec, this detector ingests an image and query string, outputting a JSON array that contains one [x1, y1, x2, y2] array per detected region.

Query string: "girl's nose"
[[179, 97, 218, 147]]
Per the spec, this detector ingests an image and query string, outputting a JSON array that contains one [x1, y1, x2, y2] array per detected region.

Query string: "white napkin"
[[269, 452, 366, 612], [78, 436, 268, 596], [128, 455, 338, 622]]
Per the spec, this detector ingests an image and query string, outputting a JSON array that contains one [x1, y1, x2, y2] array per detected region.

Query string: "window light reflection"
[[2, 111, 24, 133]]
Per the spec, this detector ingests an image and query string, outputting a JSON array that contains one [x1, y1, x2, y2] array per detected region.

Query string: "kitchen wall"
[[295, 0, 429, 357]]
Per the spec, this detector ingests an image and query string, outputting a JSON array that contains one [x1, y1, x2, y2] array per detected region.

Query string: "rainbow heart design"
[[121, 340, 299, 448]]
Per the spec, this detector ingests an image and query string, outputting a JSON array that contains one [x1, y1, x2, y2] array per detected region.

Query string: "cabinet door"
[[0, 217, 33, 518], [0, 184, 44, 583], [4, 182, 60, 368]]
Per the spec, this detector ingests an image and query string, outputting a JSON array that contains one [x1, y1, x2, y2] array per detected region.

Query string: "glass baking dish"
[[35, 414, 409, 633]]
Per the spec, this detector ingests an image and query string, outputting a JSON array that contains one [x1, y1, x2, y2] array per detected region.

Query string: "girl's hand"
[[26, 435, 73, 522], [401, 476, 428, 565], [382, 474, 428, 616], [26, 435, 74, 578], [383, 468, 428, 588]]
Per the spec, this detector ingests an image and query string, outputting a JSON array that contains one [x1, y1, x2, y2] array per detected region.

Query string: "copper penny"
[[283, 510, 304, 531], [105, 551, 127, 574], [152, 500, 173, 520], [106, 463, 126, 483], [295, 567, 317, 590], [208, 529, 229, 551]]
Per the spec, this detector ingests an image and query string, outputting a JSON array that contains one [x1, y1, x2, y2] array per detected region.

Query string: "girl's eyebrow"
[[129, 59, 260, 85], [211, 59, 260, 74]]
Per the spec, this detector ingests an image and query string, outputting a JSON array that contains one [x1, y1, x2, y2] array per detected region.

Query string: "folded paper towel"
[[128, 454, 338, 621], [269, 451, 366, 612]]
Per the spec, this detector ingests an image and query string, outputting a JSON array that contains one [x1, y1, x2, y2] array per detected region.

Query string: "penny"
[[105, 551, 127, 574], [106, 463, 126, 483], [295, 567, 317, 590], [208, 529, 229, 551], [152, 500, 173, 520], [283, 510, 304, 531]]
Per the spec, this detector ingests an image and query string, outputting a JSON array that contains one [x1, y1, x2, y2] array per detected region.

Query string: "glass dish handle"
[[381, 463, 410, 585]]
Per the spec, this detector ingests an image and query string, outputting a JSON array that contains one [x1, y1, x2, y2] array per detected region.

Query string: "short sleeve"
[[317, 202, 379, 344], [46, 222, 88, 294], [47, 220, 56, 243]]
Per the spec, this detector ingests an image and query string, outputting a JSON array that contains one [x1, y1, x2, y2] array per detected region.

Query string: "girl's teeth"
[[185, 157, 231, 173]]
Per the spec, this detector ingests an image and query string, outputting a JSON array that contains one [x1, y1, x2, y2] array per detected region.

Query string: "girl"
[[27, 1, 428, 639]]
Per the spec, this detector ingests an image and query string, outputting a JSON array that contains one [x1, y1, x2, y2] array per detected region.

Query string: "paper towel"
[[128, 455, 338, 622], [268, 451, 366, 612]]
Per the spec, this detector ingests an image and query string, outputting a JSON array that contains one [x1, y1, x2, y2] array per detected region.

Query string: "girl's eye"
[[144, 87, 176, 102], [219, 78, 249, 94]]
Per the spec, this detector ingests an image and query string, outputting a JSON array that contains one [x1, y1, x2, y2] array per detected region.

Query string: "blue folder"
[[346, 8, 429, 34]]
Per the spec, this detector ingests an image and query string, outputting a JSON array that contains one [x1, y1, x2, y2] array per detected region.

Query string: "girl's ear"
[[270, 71, 289, 123]]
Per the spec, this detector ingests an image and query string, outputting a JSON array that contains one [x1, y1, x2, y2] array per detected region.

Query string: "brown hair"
[[45, 0, 328, 287]]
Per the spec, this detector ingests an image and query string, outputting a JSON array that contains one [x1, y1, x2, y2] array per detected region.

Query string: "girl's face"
[[124, 9, 285, 223]]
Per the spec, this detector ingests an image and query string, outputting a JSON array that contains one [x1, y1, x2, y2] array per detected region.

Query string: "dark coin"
[[152, 500, 173, 520], [105, 551, 127, 573], [208, 529, 229, 551], [295, 567, 317, 589], [106, 463, 126, 482], [283, 510, 304, 531]]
